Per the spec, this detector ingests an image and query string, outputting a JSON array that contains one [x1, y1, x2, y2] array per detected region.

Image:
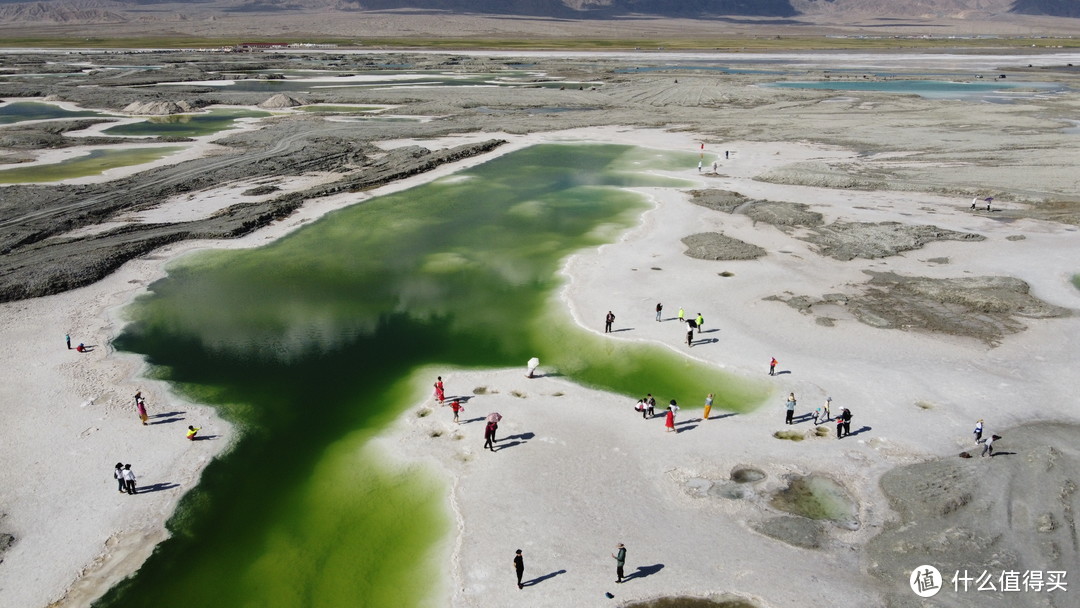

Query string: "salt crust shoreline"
[[1, 125, 1078, 607]]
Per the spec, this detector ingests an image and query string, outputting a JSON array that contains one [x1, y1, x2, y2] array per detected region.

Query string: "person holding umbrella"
[[486, 412, 503, 444], [526, 357, 540, 378]]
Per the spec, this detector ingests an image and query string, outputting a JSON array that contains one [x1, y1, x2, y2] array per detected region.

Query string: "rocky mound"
[[258, 94, 306, 109], [866, 423, 1080, 608], [121, 100, 196, 115], [681, 232, 767, 261]]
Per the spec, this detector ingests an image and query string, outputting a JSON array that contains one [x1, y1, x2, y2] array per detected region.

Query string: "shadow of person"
[[990, 451, 1016, 457], [847, 425, 872, 437], [776, 370, 792, 375], [504, 432, 535, 441], [611, 328, 634, 333], [460, 416, 486, 425], [622, 563, 664, 582], [707, 413, 738, 421], [492, 440, 522, 452], [521, 569, 566, 587], [445, 395, 474, 403], [149, 417, 185, 425], [535, 371, 564, 378], [150, 411, 185, 418], [136, 482, 180, 493], [675, 424, 697, 433], [192, 434, 219, 441]]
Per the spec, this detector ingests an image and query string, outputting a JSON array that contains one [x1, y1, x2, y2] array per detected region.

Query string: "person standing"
[[785, 393, 796, 425], [695, 313, 704, 334], [186, 425, 201, 440], [646, 394, 656, 419], [514, 549, 525, 589], [134, 392, 148, 426], [769, 357, 778, 376], [703, 393, 713, 421], [655, 302, 663, 322], [685, 321, 694, 347], [113, 462, 125, 493], [973, 419, 984, 442], [66, 334, 71, 350], [605, 311, 615, 333], [822, 397, 832, 421], [434, 377, 445, 404], [450, 400, 463, 423], [677, 307, 685, 322], [527, 357, 539, 378], [484, 421, 497, 451], [840, 408, 852, 438], [612, 543, 627, 583], [836, 415, 845, 439], [665, 405, 675, 432], [122, 464, 137, 495]]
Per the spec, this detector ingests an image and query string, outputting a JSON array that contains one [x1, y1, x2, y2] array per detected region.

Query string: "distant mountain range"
[[0, 0, 1078, 32]]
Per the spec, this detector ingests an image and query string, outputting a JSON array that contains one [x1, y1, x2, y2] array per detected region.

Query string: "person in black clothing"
[[840, 408, 852, 438], [605, 311, 615, 333], [514, 549, 524, 589], [646, 394, 656, 418], [484, 422, 497, 451]]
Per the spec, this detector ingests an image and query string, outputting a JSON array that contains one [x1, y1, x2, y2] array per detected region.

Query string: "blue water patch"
[[763, 79, 1066, 102], [0, 101, 112, 124]]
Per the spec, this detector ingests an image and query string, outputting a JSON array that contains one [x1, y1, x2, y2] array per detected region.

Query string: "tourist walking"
[[973, 419, 984, 442], [822, 396, 832, 421], [514, 549, 525, 589], [655, 302, 663, 321], [612, 543, 627, 583], [769, 357, 778, 376], [980, 434, 1001, 457], [703, 393, 713, 420], [66, 333, 71, 350], [695, 313, 704, 333], [677, 307, 685, 322], [484, 421, 497, 451], [135, 392, 148, 425], [434, 377, 445, 404], [450, 400, 463, 423], [784, 393, 796, 425], [113, 462, 125, 493], [186, 425, 201, 440], [122, 464, 137, 495], [605, 310, 615, 333]]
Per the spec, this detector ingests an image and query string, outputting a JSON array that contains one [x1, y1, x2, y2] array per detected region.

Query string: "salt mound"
[[122, 100, 196, 115], [258, 94, 306, 109]]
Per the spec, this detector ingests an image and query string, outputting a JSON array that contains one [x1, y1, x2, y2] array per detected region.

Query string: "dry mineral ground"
[[2, 46, 1080, 608]]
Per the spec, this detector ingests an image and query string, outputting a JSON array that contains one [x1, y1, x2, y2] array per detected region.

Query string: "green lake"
[[103, 108, 271, 137], [0, 146, 184, 183], [98, 143, 766, 608], [0, 101, 111, 124]]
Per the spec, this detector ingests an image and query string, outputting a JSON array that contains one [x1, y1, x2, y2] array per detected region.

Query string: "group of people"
[[973, 419, 1001, 457], [783, 392, 853, 439], [512, 543, 627, 590], [113, 463, 137, 495], [613, 305, 705, 347], [632, 394, 687, 433]]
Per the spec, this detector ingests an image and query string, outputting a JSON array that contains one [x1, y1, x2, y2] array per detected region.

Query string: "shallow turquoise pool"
[[99, 143, 766, 608]]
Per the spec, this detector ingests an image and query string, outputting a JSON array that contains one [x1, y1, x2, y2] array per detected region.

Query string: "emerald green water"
[[103, 109, 271, 137], [100, 143, 767, 608], [0, 146, 183, 183], [0, 101, 110, 124], [295, 105, 382, 113]]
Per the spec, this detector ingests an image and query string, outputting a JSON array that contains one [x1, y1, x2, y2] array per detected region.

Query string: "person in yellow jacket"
[[186, 425, 201, 440], [703, 393, 714, 421]]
